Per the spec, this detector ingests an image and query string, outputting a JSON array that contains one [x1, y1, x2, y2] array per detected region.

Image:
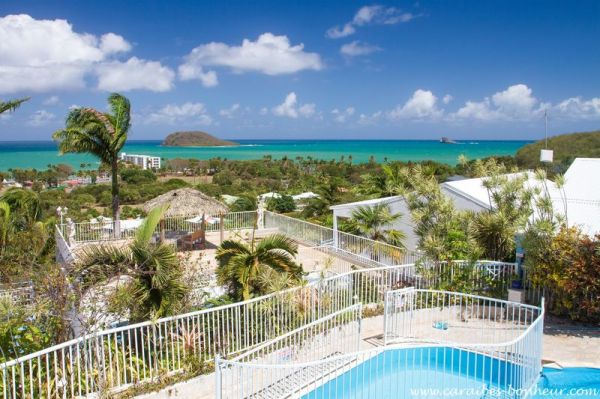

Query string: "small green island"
[[162, 131, 239, 147]]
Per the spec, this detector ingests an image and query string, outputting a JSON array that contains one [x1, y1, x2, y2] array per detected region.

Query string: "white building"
[[331, 158, 600, 250], [119, 153, 161, 170]]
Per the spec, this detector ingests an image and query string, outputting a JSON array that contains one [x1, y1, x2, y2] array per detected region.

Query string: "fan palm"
[[53, 93, 131, 233], [0, 97, 29, 114], [346, 203, 406, 248], [216, 233, 303, 300], [76, 205, 187, 321]]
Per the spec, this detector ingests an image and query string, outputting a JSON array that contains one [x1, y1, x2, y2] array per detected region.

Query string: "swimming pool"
[[301, 346, 527, 399], [532, 367, 600, 399]]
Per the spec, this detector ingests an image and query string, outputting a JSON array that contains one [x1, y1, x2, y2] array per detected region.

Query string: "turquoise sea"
[[0, 140, 530, 171]]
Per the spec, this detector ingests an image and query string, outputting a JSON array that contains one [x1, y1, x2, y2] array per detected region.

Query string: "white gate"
[[383, 287, 416, 344]]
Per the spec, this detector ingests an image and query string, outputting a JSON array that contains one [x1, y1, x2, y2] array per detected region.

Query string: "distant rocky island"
[[162, 131, 239, 147]]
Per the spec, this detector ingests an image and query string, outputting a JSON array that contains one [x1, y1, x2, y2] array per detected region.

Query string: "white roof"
[[220, 194, 239, 205], [558, 158, 600, 236], [440, 172, 556, 210], [258, 192, 282, 200], [441, 159, 600, 236], [292, 192, 319, 201], [563, 158, 600, 201], [329, 195, 404, 211]]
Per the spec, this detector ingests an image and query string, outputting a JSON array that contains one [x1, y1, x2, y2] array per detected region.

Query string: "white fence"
[[265, 211, 421, 266], [0, 261, 523, 398], [58, 211, 257, 244], [217, 290, 544, 399]]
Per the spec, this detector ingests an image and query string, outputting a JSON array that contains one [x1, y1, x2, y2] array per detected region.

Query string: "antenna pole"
[[544, 110, 548, 149]]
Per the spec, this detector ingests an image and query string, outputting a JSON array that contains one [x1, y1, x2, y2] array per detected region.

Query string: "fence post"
[[215, 355, 222, 399]]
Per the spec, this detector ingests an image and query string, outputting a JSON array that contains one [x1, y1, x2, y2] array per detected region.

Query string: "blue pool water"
[[301, 347, 523, 399], [301, 347, 600, 399]]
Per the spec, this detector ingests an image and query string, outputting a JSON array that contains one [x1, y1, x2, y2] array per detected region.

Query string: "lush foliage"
[[523, 226, 600, 323], [216, 232, 303, 300], [267, 194, 296, 213], [344, 203, 406, 248]]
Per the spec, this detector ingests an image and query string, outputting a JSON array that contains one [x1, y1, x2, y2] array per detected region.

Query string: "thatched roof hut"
[[143, 188, 228, 217]]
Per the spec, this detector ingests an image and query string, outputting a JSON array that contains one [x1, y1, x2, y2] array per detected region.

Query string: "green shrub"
[[267, 195, 296, 213]]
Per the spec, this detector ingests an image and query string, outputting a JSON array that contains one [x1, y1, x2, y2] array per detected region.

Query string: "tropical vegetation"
[[215, 232, 303, 300], [53, 93, 132, 231]]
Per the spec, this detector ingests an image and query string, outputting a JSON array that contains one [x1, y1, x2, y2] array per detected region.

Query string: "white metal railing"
[[58, 211, 257, 244], [417, 260, 517, 297], [264, 211, 421, 265], [0, 261, 524, 398], [231, 303, 362, 365], [383, 288, 541, 346], [0, 263, 408, 398], [217, 304, 362, 399], [217, 290, 544, 399]]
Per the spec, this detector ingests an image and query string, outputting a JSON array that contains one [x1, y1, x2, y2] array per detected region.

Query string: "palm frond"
[[0, 97, 29, 114], [255, 233, 298, 256], [135, 204, 169, 246]]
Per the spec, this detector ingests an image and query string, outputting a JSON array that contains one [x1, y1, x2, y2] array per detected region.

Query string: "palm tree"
[[216, 233, 303, 300], [0, 188, 41, 228], [76, 205, 187, 321], [53, 93, 131, 235], [346, 203, 406, 248], [0, 97, 29, 114]]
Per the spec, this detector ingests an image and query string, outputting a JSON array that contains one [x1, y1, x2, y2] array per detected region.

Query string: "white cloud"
[[146, 102, 212, 125], [327, 5, 417, 39], [96, 57, 175, 92], [442, 94, 453, 104], [178, 64, 218, 87], [552, 97, 600, 120], [326, 23, 356, 39], [298, 103, 316, 118], [451, 84, 540, 122], [43, 95, 60, 106], [388, 89, 442, 120], [0, 14, 172, 94], [259, 107, 269, 116], [99, 33, 132, 54], [340, 41, 380, 57], [27, 110, 56, 126], [358, 111, 383, 125], [179, 33, 323, 86], [219, 103, 241, 118], [272, 92, 316, 119], [332, 107, 356, 123]]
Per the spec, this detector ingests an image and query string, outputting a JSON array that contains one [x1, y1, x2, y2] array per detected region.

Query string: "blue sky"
[[1, 0, 599, 140]]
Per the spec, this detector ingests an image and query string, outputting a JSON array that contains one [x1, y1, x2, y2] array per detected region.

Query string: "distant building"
[[119, 153, 161, 170]]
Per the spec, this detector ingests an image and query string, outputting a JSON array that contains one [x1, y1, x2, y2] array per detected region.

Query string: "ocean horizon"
[[0, 139, 531, 171]]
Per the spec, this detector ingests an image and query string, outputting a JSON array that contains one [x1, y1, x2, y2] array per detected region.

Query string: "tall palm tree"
[[53, 93, 131, 234], [0, 97, 29, 114], [346, 203, 406, 248], [76, 205, 187, 321], [216, 233, 303, 300]]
